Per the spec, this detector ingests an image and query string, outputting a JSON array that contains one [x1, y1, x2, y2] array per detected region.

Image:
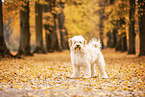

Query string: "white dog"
[[69, 35, 108, 78]]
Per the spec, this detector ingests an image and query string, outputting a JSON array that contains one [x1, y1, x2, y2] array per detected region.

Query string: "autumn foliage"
[[0, 0, 145, 96], [1, 0, 145, 56], [0, 49, 145, 96]]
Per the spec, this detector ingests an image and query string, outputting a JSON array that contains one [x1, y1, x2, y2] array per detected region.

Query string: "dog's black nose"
[[77, 45, 80, 48]]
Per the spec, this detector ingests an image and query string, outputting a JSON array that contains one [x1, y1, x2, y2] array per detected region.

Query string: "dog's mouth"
[[74, 45, 81, 51]]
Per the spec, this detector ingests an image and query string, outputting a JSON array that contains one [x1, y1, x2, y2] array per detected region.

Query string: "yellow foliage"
[[104, 0, 129, 34], [64, 0, 100, 39]]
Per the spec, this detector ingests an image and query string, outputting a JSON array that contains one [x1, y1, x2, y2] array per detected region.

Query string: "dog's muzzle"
[[74, 45, 81, 51]]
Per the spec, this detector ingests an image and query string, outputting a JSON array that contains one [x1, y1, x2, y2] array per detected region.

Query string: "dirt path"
[[0, 49, 145, 97]]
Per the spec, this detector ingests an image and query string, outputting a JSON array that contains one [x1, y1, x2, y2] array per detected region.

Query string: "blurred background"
[[1, 0, 145, 56]]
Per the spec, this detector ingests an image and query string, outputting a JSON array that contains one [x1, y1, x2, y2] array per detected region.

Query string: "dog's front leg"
[[70, 64, 80, 78], [91, 63, 96, 77], [83, 64, 91, 78]]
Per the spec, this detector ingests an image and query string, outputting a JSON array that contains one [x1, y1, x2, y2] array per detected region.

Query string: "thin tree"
[[128, 0, 136, 54], [58, 0, 67, 49], [106, 0, 117, 48], [112, 29, 117, 48], [109, 0, 115, 4], [99, 6, 104, 48], [114, 0, 128, 52], [99, 0, 108, 49], [17, 0, 32, 56], [33, 1, 46, 54], [120, 18, 127, 52], [0, 0, 12, 58], [44, 0, 62, 52], [138, 0, 145, 56]]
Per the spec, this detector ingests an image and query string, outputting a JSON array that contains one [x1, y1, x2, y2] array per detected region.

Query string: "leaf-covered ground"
[[0, 49, 145, 97]]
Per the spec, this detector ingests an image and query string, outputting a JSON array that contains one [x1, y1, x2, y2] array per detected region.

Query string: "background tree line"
[[103, 0, 145, 56], [0, 0, 145, 58], [0, 0, 68, 57]]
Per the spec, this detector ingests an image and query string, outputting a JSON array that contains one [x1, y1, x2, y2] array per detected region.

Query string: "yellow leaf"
[[14, 86, 21, 89], [46, 91, 49, 93], [26, 93, 33, 97], [31, 86, 36, 89]]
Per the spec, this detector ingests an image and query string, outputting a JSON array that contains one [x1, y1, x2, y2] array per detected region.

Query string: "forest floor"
[[0, 49, 145, 97]]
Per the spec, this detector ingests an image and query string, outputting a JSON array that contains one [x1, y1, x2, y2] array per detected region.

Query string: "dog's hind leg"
[[97, 55, 108, 79], [71, 64, 80, 78]]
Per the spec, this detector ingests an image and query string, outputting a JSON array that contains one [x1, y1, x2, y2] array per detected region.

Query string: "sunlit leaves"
[[138, 2, 145, 17], [43, 12, 54, 26], [65, 0, 86, 5], [31, 0, 48, 5], [104, 0, 129, 34], [64, 0, 100, 38]]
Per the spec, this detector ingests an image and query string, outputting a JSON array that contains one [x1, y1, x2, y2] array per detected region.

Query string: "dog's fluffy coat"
[[69, 35, 108, 78]]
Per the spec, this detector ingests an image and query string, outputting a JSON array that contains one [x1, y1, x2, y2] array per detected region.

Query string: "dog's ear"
[[69, 38, 72, 47], [84, 39, 87, 46]]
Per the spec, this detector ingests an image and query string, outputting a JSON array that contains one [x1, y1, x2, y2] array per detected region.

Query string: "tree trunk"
[[109, 0, 115, 4], [107, 29, 117, 48], [0, 0, 12, 58], [115, 34, 122, 51], [65, 28, 69, 49], [138, 0, 145, 56], [112, 29, 117, 48], [58, 12, 65, 49], [33, 1, 46, 54], [44, 0, 62, 52], [17, 1, 32, 56], [43, 1, 53, 52], [99, 0, 108, 49], [121, 32, 127, 52], [99, 16, 105, 49], [115, 17, 127, 52], [107, 31, 112, 48], [128, 0, 136, 54], [51, 15, 61, 51], [58, 0, 67, 49]]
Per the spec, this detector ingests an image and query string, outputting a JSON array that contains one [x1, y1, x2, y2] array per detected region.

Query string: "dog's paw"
[[100, 76, 108, 79], [70, 76, 79, 79], [91, 75, 98, 78], [83, 76, 91, 78]]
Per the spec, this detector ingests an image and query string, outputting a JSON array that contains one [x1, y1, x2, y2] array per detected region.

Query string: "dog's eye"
[[74, 41, 76, 44], [79, 41, 82, 44]]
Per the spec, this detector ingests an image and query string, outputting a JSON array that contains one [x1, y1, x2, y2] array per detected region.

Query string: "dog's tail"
[[88, 38, 102, 49]]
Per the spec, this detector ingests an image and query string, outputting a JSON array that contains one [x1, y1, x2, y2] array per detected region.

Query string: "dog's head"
[[69, 35, 87, 52]]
